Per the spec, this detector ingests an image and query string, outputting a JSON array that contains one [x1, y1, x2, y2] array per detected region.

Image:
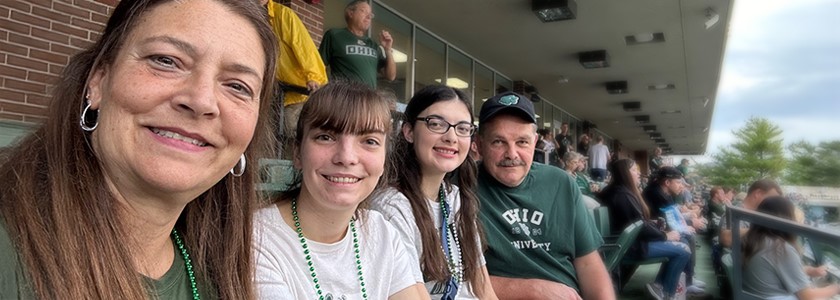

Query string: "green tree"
[[699, 117, 786, 186], [786, 140, 840, 187]]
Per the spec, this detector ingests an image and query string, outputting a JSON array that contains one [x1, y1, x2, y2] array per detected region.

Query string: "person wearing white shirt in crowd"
[[587, 135, 610, 182]]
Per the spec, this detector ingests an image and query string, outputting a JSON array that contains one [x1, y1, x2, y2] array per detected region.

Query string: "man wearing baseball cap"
[[475, 91, 615, 299]]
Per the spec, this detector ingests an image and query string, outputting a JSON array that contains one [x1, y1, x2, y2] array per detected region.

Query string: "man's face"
[[664, 178, 684, 196], [348, 2, 373, 30], [477, 114, 537, 187], [561, 123, 569, 134]]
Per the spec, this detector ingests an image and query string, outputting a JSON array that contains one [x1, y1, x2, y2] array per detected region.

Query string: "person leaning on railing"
[[741, 196, 840, 300]]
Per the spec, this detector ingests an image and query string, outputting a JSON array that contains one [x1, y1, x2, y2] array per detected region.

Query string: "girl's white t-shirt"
[[371, 186, 485, 299], [253, 205, 417, 299]]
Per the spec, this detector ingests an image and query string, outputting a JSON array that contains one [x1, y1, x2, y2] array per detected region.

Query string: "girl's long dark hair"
[[390, 85, 486, 296], [608, 159, 650, 220], [742, 196, 799, 268]]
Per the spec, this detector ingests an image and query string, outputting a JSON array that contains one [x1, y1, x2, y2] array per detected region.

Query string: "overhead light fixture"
[[705, 8, 720, 30], [434, 78, 469, 89], [634, 115, 650, 124], [654, 138, 666, 143], [622, 101, 641, 112], [648, 83, 675, 91], [702, 127, 709, 133], [557, 76, 569, 84], [661, 110, 682, 114], [606, 81, 628, 94], [624, 32, 666, 45], [391, 48, 408, 63], [642, 125, 657, 132], [703, 97, 710, 107], [649, 132, 662, 139], [532, 0, 577, 22], [579, 50, 609, 69]]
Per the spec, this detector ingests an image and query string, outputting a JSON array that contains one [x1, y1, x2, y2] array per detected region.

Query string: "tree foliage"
[[699, 117, 786, 186], [786, 140, 840, 187]]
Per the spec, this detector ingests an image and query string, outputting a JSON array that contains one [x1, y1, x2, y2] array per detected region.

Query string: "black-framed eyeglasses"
[[416, 116, 476, 137]]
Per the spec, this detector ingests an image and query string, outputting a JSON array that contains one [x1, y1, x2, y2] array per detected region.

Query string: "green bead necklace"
[[291, 199, 367, 300], [438, 185, 463, 282], [171, 229, 200, 300]]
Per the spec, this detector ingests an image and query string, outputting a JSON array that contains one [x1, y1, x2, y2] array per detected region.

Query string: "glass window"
[[495, 74, 512, 94], [447, 46, 473, 105], [372, 3, 412, 102], [541, 103, 553, 130], [553, 107, 563, 134], [473, 63, 494, 122], [414, 29, 446, 92]]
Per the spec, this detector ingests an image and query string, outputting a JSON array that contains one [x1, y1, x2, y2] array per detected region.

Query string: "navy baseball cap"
[[478, 91, 537, 124]]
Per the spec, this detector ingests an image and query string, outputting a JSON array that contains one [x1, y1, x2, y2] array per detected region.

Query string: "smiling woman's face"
[[86, 0, 266, 200]]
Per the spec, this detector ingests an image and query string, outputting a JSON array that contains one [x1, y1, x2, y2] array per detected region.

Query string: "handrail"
[[728, 205, 840, 300]]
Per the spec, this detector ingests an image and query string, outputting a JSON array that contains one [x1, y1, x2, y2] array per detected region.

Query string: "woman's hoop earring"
[[230, 154, 246, 177], [79, 100, 99, 132]]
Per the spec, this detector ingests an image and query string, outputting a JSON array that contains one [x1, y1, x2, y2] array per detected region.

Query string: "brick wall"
[[0, 0, 325, 125]]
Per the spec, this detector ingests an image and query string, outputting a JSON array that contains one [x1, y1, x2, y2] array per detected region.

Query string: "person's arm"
[[804, 265, 827, 278], [719, 226, 748, 248], [477, 266, 500, 300], [489, 276, 582, 300], [379, 30, 396, 81], [388, 283, 430, 300], [796, 283, 840, 300], [573, 250, 617, 300], [278, 4, 327, 90]]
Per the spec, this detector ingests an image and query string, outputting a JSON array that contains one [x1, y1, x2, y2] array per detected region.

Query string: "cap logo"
[[499, 94, 519, 106]]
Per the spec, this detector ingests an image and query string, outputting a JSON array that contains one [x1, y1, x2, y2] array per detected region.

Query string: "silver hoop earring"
[[79, 100, 99, 132], [230, 154, 246, 177]]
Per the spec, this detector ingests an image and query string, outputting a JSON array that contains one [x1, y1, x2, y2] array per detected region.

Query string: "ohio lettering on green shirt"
[[478, 163, 603, 293]]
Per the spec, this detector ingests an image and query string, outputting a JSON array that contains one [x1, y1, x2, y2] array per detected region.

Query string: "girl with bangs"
[[253, 81, 426, 299], [370, 85, 498, 299]]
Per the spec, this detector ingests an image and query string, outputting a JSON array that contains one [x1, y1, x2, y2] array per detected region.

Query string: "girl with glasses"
[[371, 85, 498, 299]]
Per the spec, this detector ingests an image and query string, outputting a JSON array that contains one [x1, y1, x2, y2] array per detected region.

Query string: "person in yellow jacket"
[[263, 0, 328, 149]]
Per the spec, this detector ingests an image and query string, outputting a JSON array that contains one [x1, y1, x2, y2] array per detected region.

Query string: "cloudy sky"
[[689, 0, 840, 163]]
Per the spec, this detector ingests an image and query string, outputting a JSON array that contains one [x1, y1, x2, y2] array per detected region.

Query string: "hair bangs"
[[297, 81, 391, 143]]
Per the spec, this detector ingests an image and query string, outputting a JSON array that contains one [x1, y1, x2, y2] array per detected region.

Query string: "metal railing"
[[728, 205, 840, 300]]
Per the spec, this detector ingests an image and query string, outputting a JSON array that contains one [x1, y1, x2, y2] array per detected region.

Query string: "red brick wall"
[[0, 0, 112, 124], [0, 0, 324, 125], [289, 0, 325, 46]]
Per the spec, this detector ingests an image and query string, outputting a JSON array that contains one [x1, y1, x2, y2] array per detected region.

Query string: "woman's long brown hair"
[[0, 0, 277, 298], [608, 159, 651, 220], [742, 196, 799, 268], [390, 85, 487, 297]]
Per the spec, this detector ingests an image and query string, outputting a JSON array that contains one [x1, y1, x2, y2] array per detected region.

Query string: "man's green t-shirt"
[[478, 163, 603, 293], [0, 220, 216, 299], [319, 28, 386, 88]]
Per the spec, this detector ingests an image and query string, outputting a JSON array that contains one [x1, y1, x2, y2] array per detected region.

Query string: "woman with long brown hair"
[[253, 81, 424, 299], [599, 159, 690, 300], [742, 196, 840, 300], [370, 85, 497, 299], [0, 0, 277, 298]]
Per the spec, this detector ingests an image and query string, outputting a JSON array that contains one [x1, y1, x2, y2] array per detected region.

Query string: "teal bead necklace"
[[171, 229, 200, 300], [291, 199, 367, 300], [438, 185, 463, 282]]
